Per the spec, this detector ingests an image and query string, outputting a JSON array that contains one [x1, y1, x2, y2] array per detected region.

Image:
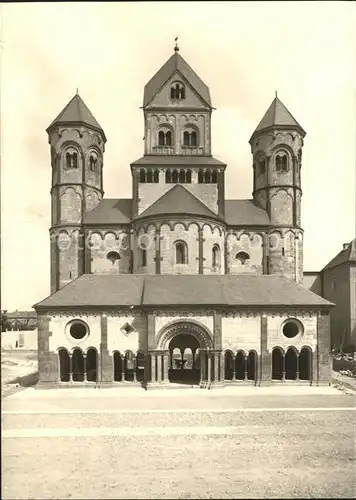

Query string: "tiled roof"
[[137, 185, 219, 220], [143, 51, 211, 107], [83, 199, 132, 225], [47, 94, 105, 138], [34, 274, 334, 309], [131, 155, 226, 167], [322, 239, 356, 272], [251, 97, 305, 140], [7, 311, 37, 319], [224, 200, 270, 226]]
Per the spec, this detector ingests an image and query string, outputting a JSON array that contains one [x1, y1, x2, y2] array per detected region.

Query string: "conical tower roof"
[[250, 96, 305, 142], [143, 49, 211, 108], [47, 94, 106, 141]]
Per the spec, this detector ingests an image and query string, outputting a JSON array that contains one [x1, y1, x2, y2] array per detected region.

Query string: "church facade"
[[34, 46, 333, 388]]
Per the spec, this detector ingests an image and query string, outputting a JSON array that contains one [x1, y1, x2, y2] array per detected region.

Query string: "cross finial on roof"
[[275, 90, 278, 98], [76, 87, 79, 95], [174, 36, 179, 52]]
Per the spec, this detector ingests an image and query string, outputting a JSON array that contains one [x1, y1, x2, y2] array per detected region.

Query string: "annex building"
[[34, 45, 333, 388]]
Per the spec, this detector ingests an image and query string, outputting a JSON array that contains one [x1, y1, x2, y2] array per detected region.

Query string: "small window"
[[236, 251, 250, 265], [121, 322, 135, 336], [158, 129, 172, 147], [172, 169, 179, 183], [170, 82, 185, 100], [141, 249, 147, 267], [186, 171, 192, 183], [153, 170, 159, 183], [276, 153, 288, 172], [175, 241, 187, 265], [146, 170, 153, 183], [198, 170, 204, 184], [332, 279, 337, 292], [89, 154, 98, 172], [258, 157, 266, 175], [139, 169, 146, 183], [158, 130, 165, 146], [107, 251, 120, 264], [165, 170, 172, 183], [212, 245, 220, 269], [204, 170, 211, 183], [179, 170, 185, 183], [211, 171, 218, 183]]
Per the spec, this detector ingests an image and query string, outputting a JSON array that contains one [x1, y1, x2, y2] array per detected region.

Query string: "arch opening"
[[168, 333, 200, 385], [299, 347, 312, 381], [272, 347, 284, 380]]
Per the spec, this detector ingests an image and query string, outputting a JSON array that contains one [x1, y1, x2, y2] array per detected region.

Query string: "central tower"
[[131, 44, 226, 220]]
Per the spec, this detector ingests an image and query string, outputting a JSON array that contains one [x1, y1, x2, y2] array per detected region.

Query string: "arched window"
[[172, 169, 179, 183], [204, 170, 211, 183], [212, 245, 220, 269], [153, 170, 159, 183], [65, 151, 78, 169], [257, 156, 266, 175], [275, 152, 288, 172], [175, 241, 188, 264], [89, 154, 98, 172], [170, 82, 185, 100], [179, 169, 185, 183], [158, 128, 173, 147], [165, 170, 172, 183], [158, 131, 165, 146], [198, 170, 204, 184], [211, 171, 218, 183], [139, 169, 146, 183], [186, 170, 192, 183], [146, 169, 153, 183], [183, 127, 198, 147], [106, 251, 120, 265], [236, 251, 250, 264], [166, 131, 172, 146]]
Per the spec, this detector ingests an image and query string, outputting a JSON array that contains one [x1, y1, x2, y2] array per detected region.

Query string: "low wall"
[[1, 329, 38, 350]]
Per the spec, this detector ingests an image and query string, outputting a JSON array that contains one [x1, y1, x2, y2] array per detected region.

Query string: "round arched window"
[[282, 319, 304, 338], [66, 320, 89, 341]]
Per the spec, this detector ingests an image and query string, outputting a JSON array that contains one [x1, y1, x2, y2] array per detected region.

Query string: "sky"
[[1, 1, 355, 311]]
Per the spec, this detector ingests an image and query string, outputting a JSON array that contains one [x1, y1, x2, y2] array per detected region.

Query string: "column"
[[151, 354, 157, 383], [213, 352, 220, 383], [244, 356, 248, 382], [121, 355, 125, 382], [220, 352, 225, 383], [69, 353, 73, 383], [200, 349, 206, 385], [207, 351, 211, 384], [296, 354, 299, 381], [259, 314, 271, 386], [232, 356, 236, 382], [133, 357, 137, 382], [198, 227, 204, 274], [155, 229, 161, 275], [156, 354, 162, 383], [163, 351, 169, 382], [83, 354, 87, 382], [282, 354, 286, 382]]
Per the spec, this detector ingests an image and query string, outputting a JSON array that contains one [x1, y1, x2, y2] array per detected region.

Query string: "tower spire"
[[174, 36, 179, 52]]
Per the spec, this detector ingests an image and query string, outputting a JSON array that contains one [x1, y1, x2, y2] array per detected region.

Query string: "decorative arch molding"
[[60, 140, 84, 155], [270, 187, 294, 199], [58, 128, 84, 140], [270, 143, 296, 158], [156, 319, 213, 350], [61, 186, 83, 199], [270, 345, 286, 355]]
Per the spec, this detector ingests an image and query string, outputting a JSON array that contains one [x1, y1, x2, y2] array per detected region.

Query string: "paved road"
[[2, 386, 356, 499]]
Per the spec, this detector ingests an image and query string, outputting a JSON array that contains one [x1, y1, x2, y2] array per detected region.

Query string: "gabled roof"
[[131, 155, 226, 167], [33, 274, 334, 310], [250, 97, 305, 141], [47, 94, 106, 140], [225, 200, 270, 226], [83, 199, 132, 225], [143, 50, 211, 107], [322, 239, 356, 272], [136, 185, 219, 220]]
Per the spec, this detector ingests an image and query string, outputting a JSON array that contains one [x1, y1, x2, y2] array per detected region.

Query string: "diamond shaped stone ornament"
[[121, 322, 134, 336]]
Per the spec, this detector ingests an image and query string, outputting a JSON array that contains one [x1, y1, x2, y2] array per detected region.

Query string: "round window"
[[282, 319, 303, 338], [67, 320, 89, 341]]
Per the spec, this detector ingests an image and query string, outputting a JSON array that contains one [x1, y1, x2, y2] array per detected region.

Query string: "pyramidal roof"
[[47, 94, 106, 139], [136, 184, 219, 220], [143, 49, 211, 108], [251, 96, 305, 140]]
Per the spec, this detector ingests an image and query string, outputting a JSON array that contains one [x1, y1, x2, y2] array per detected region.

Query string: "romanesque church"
[[34, 45, 333, 388]]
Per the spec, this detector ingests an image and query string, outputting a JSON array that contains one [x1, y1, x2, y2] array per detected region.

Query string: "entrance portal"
[[168, 333, 200, 385]]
